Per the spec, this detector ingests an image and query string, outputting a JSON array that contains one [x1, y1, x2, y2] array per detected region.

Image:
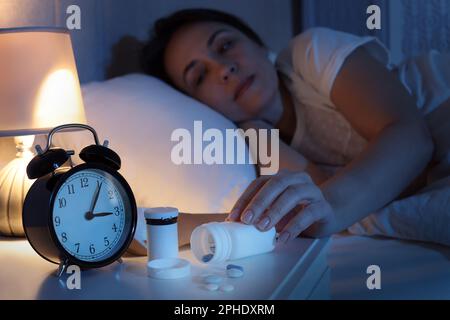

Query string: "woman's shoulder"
[[277, 27, 357, 93], [283, 27, 364, 64], [282, 26, 389, 68], [277, 27, 390, 98], [277, 27, 341, 72]]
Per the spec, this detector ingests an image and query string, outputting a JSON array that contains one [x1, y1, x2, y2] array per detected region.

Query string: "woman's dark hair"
[[141, 8, 265, 86]]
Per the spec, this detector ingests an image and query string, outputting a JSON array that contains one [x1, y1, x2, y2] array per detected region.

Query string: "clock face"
[[52, 168, 133, 262]]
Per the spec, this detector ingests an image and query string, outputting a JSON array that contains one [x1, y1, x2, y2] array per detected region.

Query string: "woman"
[[142, 9, 450, 244]]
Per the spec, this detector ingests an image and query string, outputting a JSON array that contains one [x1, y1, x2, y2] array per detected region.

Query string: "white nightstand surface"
[[0, 236, 330, 300]]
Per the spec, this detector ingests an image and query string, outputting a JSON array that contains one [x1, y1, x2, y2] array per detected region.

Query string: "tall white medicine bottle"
[[145, 207, 179, 260], [190, 221, 276, 263]]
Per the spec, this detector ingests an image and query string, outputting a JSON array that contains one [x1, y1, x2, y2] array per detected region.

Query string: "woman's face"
[[164, 21, 279, 122]]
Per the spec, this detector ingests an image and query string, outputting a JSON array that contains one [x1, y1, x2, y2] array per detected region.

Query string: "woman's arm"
[[226, 47, 434, 242], [313, 47, 434, 235]]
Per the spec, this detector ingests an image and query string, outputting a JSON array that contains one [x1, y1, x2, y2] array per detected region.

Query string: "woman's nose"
[[221, 63, 238, 82]]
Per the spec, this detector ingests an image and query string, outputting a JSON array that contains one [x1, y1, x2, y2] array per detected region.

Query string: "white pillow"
[[51, 74, 256, 214]]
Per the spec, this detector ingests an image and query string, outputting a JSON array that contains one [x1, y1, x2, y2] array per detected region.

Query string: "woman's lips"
[[234, 75, 255, 101]]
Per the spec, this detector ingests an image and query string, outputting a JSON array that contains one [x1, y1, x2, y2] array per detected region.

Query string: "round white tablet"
[[204, 283, 219, 291], [220, 284, 235, 292], [204, 274, 223, 284], [227, 268, 244, 278]]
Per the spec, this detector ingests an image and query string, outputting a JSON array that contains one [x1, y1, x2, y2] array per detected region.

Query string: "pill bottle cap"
[[145, 207, 178, 224], [147, 258, 191, 279]]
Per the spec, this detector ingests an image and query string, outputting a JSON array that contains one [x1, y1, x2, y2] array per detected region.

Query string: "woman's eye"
[[195, 73, 204, 87], [218, 40, 233, 54]]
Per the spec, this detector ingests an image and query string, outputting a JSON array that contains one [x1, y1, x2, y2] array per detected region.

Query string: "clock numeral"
[[104, 237, 110, 247], [112, 224, 118, 233], [108, 190, 114, 200], [67, 184, 75, 195], [89, 244, 96, 254], [75, 243, 80, 253], [80, 177, 89, 188], [58, 198, 67, 208], [54, 216, 61, 227], [61, 232, 68, 243], [114, 206, 120, 216]]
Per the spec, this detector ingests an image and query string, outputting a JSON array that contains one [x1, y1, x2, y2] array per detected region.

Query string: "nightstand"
[[0, 236, 331, 300]]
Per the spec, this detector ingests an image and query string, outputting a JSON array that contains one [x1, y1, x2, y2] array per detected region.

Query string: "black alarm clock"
[[23, 124, 137, 274]]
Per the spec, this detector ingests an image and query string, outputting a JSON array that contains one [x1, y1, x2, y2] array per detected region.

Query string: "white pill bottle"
[[190, 221, 276, 263]]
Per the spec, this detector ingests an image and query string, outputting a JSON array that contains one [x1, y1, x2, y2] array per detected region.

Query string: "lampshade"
[[0, 27, 86, 236], [0, 27, 86, 136]]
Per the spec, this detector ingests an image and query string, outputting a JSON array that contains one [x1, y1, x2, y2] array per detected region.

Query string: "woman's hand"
[[226, 170, 336, 243]]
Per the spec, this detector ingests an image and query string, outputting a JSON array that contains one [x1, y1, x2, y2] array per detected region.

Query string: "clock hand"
[[92, 212, 114, 217], [84, 211, 114, 221], [87, 181, 103, 214]]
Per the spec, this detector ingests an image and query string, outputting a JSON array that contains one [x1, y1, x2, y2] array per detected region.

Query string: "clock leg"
[[55, 259, 70, 278], [117, 258, 123, 264]]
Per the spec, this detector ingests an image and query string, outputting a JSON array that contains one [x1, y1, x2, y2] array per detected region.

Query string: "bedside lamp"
[[0, 27, 86, 236]]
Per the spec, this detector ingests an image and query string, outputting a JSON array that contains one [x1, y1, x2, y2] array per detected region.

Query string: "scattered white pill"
[[204, 283, 219, 291], [227, 268, 244, 278], [220, 284, 235, 292], [204, 274, 223, 284]]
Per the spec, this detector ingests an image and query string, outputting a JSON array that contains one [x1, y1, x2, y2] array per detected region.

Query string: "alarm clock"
[[22, 124, 137, 273]]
